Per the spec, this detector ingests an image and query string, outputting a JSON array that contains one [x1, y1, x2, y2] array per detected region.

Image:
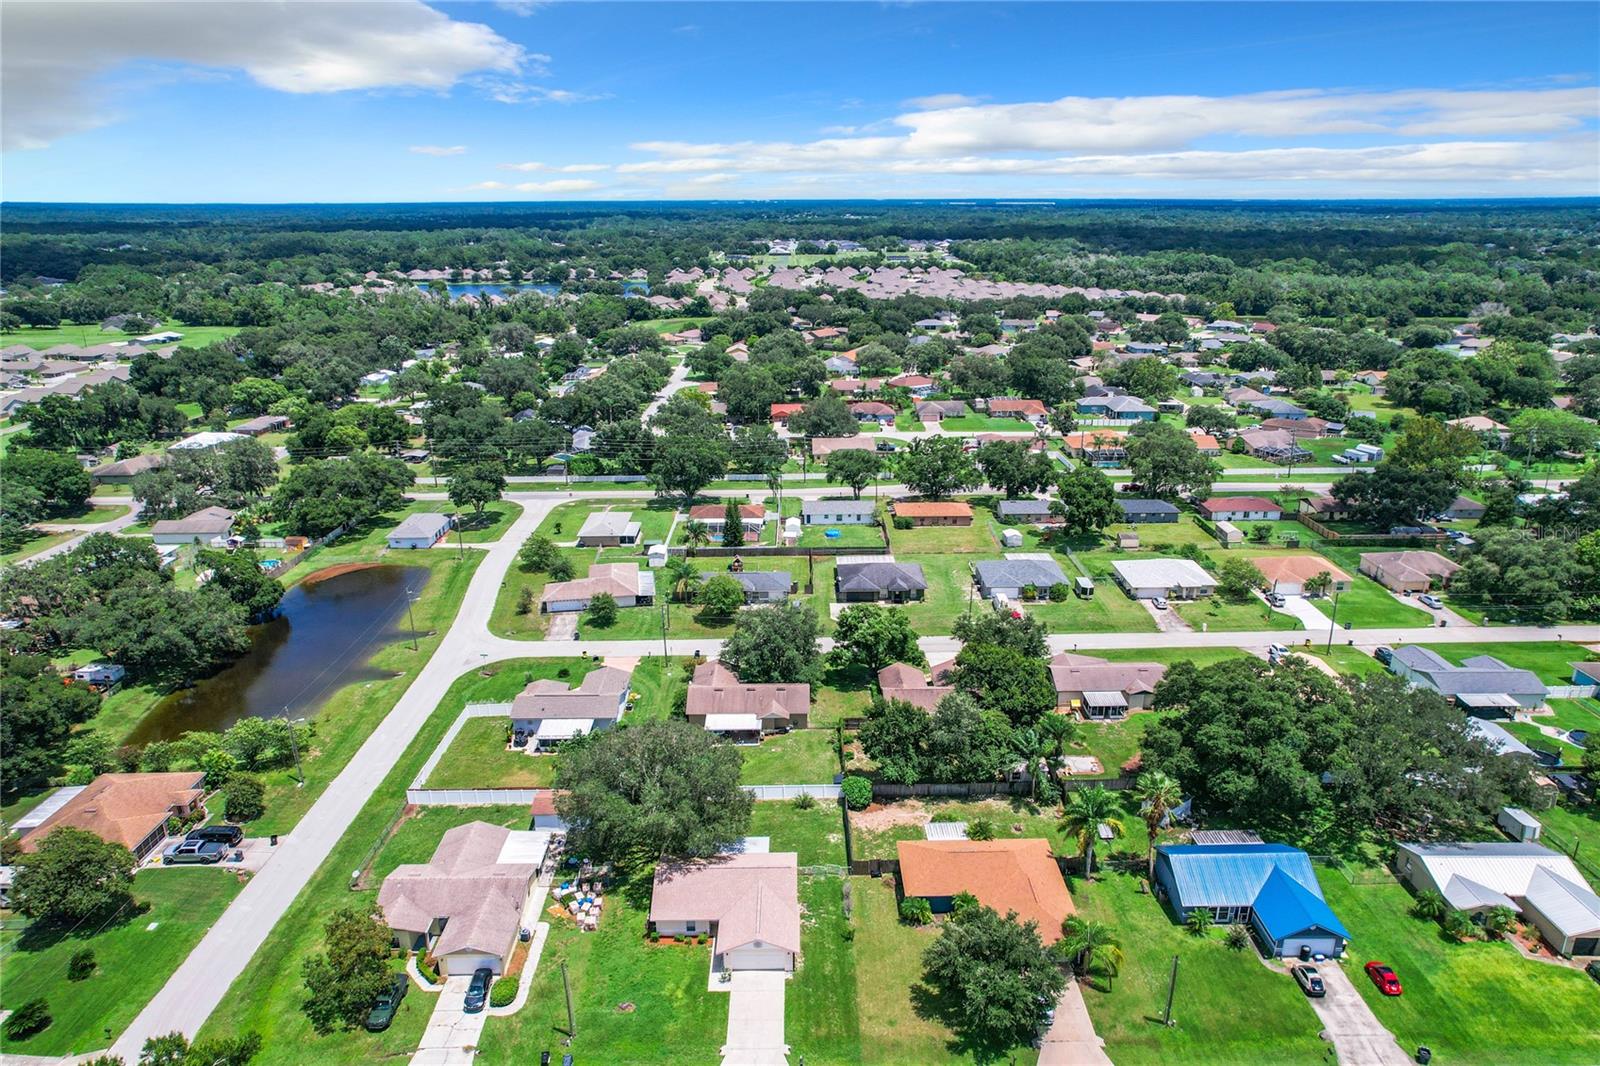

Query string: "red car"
[[1365, 961, 1403, 996]]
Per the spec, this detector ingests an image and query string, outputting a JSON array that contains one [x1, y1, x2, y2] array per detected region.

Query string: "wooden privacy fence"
[[1293, 513, 1449, 548]]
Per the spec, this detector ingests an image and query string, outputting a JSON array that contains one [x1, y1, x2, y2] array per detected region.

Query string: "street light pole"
[[1325, 588, 1341, 653]]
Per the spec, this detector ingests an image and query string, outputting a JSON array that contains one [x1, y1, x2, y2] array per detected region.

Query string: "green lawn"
[[0, 323, 241, 350], [936, 414, 1039, 433], [747, 802, 848, 867], [0, 871, 243, 1057], [1313, 645, 1388, 678], [739, 729, 841, 785], [799, 521, 885, 549], [1309, 574, 1432, 629], [624, 655, 689, 722], [811, 664, 875, 727], [1173, 596, 1303, 632], [887, 518, 999, 554], [323, 499, 522, 555], [1317, 870, 1600, 1066], [788, 876, 863, 1064], [0, 528, 75, 564], [1535, 801, 1600, 874], [422, 716, 556, 789], [42, 503, 131, 525], [1413, 641, 1595, 685]]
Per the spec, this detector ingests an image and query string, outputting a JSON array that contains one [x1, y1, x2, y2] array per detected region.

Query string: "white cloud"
[[498, 161, 611, 173], [484, 82, 610, 105], [410, 145, 466, 156], [903, 93, 982, 109], [2, 1, 526, 150], [684, 173, 738, 186], [513, 179, 603, 193], [615, 156, 736, 174]]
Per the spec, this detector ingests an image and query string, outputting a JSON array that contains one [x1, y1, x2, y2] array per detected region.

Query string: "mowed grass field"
[[0, 323, 241, 350]]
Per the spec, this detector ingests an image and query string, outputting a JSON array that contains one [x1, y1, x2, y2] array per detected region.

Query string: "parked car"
[[464, 967, 493, 1013], [1152, 597, 1169, 610], [1265, 592, 1286, 608], [1365, 961, 1402, 996], [1374, 646, 1393, 666], [1292, 965, 1325, 998], [1268, 643, 1290, 660], [1586, 959, 1600, 985], [186, 824, 244, 847], [364, 973, 408, 1032], [162, 839, 227, 865], [1418, 594, 1443, 610]]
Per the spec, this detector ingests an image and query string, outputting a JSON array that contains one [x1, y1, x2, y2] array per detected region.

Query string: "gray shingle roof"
[[974, 558, 1069, 591], [801, 499, 876, 517], [836, 560, 927, 594]]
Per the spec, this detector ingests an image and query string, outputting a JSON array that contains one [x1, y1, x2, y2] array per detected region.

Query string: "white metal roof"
[[496, 830, 553, 867], [1402, 842, 1591, 903], [704, 713, 761, 732], [535, 718, 593, 740], [1112, 558, 1215, 589], [1523, 866, 1600, 938], [1082, 690, 1128, 707], [924, 821, 969, 840]]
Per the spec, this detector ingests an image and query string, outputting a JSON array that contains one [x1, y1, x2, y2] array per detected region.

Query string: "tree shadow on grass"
[[909, 979, 1035, 1064], [15, 899, 150, 953]]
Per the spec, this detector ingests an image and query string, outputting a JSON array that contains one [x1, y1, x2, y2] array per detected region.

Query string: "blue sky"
[[3, 1, 1597, 201]]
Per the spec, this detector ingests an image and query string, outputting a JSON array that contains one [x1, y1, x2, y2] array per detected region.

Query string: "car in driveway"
[[1418, 594, 1443, 610], [1586, 959, 1600, 985], [1152, 597, 1169, 610], [1373, 646, 1393, 666], [364, 973, 408, 1032], [1292, 965, 1325, 997], [1265, 591, 1286, 608], [186, 824, 244, 847], [162, 839, 227, 865], [1365, 961, 1402, 996], [464, 967, 493, 1013]]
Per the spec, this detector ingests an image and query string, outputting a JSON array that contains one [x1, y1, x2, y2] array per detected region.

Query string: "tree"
[[949, 643, 1056, 728], [1108, 357, 1180, 401], [3, 999, 52, 1040], [827, 448, 883, 499], [1480, 905, 1517, 940], [921, 904, 1065, 1052], [301, 906, 393, 1033], [1186, 909, 1214, 937], [1303, 571, 1334, 599], [719, 602, 822, 684], [518, 533, 559, 572], [1451, 528, 1587, 624], [975, 441, 1054, 499], [1060, 786, 1125, 880], [1053, 466, 1120, 537], [648, 432, 729, 507], [585, 591, 619, 628], [222, 773, 266, 823], [860, 698, 932, 785], [1185, 405, 1237, 434], [841, 774, 873, 810], [833, 604, 924, 673], [5, 448, 92, 515], [1126, 421, 1218, 500], [272, 453, 413, 538], [0, 653, 101, 788], [554, 719, 752, 864], [1214, 556, 1266, 602], [951, 611, 1048, 658], [1135, 770, 1181, 876], [789, 394, 858, 439], [896, 436, 980, 499], [721, 496, 746, 547], [448, 461, 506, 517], [695, 574, 745, 621], [1056, 916, 1124, 985], [197, 547, 285, 622], [12, 827, 135, 923], [1509, 408, 1598, 461]]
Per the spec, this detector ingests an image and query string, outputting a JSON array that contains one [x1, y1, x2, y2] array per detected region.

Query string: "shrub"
[[840, 924, 855, 941], [586, 592, 619, 628], [3, 998, 51, 1039], [67, 948, 97, 981], [892, 515, 914, 530], [899, 897, 933, 925], [548, 556, 575, 582], [967, 818, 996, 841], [490, 976, 518, 1008], [841, 775, 873, 810], [515, 587, 535, 615], [791, 792, 817, 810], [1049, 582, 1072, 602], [1185, 909, 1214, 937], [1021, 583, 1039, 601], [416, 956, 440, 985], [1225, 924, 1251, 951], [223, 773, 266, 823]]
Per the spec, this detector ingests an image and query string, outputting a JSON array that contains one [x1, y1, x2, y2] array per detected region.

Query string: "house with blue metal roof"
[[1154, 843, 1349, 957]]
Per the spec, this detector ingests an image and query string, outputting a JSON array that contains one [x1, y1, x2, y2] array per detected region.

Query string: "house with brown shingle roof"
[[897, 839, 1074, 943], [20, 772, 206, 863], [1250, 555, 1352, 597], [1359, 550, 1460, 593], [1048, 653, 1167, 719], [540, 563, 655, 612], [686, 662, 808, 739], [890, 500, 973, 526], [986, 397, 1049, 422], [877, 660, 955, 711], [649, 852, 801, 971]]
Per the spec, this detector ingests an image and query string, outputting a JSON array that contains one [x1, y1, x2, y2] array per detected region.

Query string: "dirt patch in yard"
[[851, 800, 931, 832]]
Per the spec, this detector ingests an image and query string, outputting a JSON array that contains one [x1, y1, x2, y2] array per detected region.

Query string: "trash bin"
[[270, 834, 279, 846], [1299, 944, 1312, 961], [1417, 1047, 1432, 1064]]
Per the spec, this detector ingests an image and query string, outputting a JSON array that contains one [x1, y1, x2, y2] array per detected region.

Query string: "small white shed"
[[1497, 807, 1541, 842], [1000, 528, 1023, 548], [646, 543, 669, 568]]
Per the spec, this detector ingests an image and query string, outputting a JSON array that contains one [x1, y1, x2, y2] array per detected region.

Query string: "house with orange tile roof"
[[890, 500, 974, 526], [897, 839, 1074, 943]]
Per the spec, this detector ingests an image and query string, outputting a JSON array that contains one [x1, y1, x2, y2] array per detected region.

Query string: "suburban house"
[[891, 500, 974, 527], [987, 398, 1049, 423], [1448, 415, 1510, 442], [1238, 428, 1312, 463], [800, 499, 877, 525], [835, 557, 928, 603], [688, 502, 768, 537], [233, 414, 289, 436], [1386, 646, 1546, 711], [72, 662, 126, 687], [378, 822, 545, 975], [509, 665, 633, 749], [1188, 432, 1223, 455], [1440, 495, 1487, 521], [1077, 394, 1156, 420], [650, 852, 801, 971], [996, 499, 1061, 526], [699, 569, 793, 604], [1249, 556, 1352, 597], [1198, 497, 1283, 522], [1573, 663, 1600, 686], [877, 660, 956, 710], [1111, 558, 1217, 600], [916, 399, 969, 423], [1260, 416, 1333, 440], [1116, 499, 1180, 524], [850, 401, 897, 425], [685, 661, 809, 739], [385, 511, 452, 550], [1154, 843, 1350, 958], [1248, 398, 1310, 420], [1299, 496, 1354, 522], [897, 839, 1073, 944], [576, 511, 642, 547], [769, 402, 806, 426], [170, 431, 247, 451], [19, 772, 207, 863], [1063, 431, 1128, 466], [1224, 386, 1270, 407], [540, 563, 656, 613], [89, 451, 167, 486], [974, 556, 1071, 601], [1358, 550, 1460, 593], [1048, 653, 1167, 719], [809, 435, 877, 457], [151, 506, 236, 547], [1395, 842, 1600, 957], [887, 373, 936, 397]]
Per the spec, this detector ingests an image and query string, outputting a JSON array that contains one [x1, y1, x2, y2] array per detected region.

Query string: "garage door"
[[1279, 936, 1342, 959], [724, 946, 791, 971], [443, 953, 502, 977], [1572, 937, 1599, 956]]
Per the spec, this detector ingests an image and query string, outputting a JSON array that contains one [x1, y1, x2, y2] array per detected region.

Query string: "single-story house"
[[151, 506, 236, 547], [89, 447, 167, 485], [1154, 843, 1349, 958], [378, 822, 544, 975], [897, 839, 1073, 944], [800, 499, 877, 525], [1063, 430, 1128, 466], [1395, 842, 1600, 957], [916, 400, 969, 423], [685, 661, 809, 739], [1447, 415, 1510, 442], [1078, 394, 1156, 420], [877, 660, 956, 711], [1386, 646, 1546, 711], [1572, 663, 1600, 686], [576, 511, 642, 547], [688, 503, 768, 536], [170, 431, 246, 451], [1188, 432, 1222, 455], [1238, 428, 1313, 464], [887, 373, 936, 397], [699, 569, 793, 604], [1260, 416, 1332, 440], [835, 557, 927, 603], [1048, 653, 1166, 719], [540, 563, 656, 613], [1117, 499, 1180, 524], [1466, 717, 1536, 759], [987, 398, 1049, 422], [19, 772, 207, 864], [1224, 386, 1270, 407], [974, 556, 1071, 601], [386, 511, 452, 550], [72, 662, 126, 687], [850, 401, 897, 425], [1299, 496, 1354, 522], [809, 435, 877, 457], [769, 402, 807, 425], [1198, 497, 1283, 522], [1248, 399, 1310, 420], [1249, 556, 1352, 597], [1358, 550, 1460, 593], [650, 852, 801, 972], [891, 501, 973, 527], [233, 415, 289, 436], [1440, 495, 1487, 521], [996, 499, 1061, 526], [510, 665, 633, 749], [1111, 558, 1217, 600]]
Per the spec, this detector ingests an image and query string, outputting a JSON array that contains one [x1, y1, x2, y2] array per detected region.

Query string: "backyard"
[[739, 729, 841, 785]]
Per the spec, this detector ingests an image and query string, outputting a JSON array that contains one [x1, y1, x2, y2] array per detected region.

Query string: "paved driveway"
[[411, 976, 487, 1066], [1036, 980, 1112, 1065], [1301, 963, 1411, 1066], [1267, 592, 1332, 632], [721, 970, 788, 1066]]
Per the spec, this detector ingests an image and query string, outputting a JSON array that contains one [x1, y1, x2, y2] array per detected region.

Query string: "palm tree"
[[681, 520, 710, 557], [1185, 908, 1214, 937], [1481, 905, 1517, 940], [1410, 889, 1450, 924], [1134, 770, 1182, 878], [1038, 714, 1079, 795], [1059, 785, 1125, 881], [1011, 727, 1051, 800], [664, 557, 701, 604], [1057, 916, 1124, 989]]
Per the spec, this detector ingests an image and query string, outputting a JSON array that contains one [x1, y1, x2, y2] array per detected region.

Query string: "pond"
[[416, 282, 560, 300], [127, 564, 430, 744]]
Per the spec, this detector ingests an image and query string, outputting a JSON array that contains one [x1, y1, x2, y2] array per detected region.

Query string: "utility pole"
[[1162, 954, 1179, 1027], [660, 597, 669, 661], [560, 960, 576, 1037], [407, 592, 420, 652], [1325, 588, 1341, 653], [455, 515, 465, 560], [284, 711, 305, 786]]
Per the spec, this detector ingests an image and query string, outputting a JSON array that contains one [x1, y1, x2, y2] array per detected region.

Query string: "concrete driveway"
[[1265, 592, 1332, 632], [720, 970, 788, 1066], [1036, 980, 1111, 1065], [1300, 962, 1411, 1066], [411, 976, 487, 1066]]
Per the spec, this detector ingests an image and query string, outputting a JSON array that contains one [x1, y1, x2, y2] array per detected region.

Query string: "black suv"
[[364, 973, 408, 1032], [187, 824, 244, 847], [464, 967, 493, 1013]]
